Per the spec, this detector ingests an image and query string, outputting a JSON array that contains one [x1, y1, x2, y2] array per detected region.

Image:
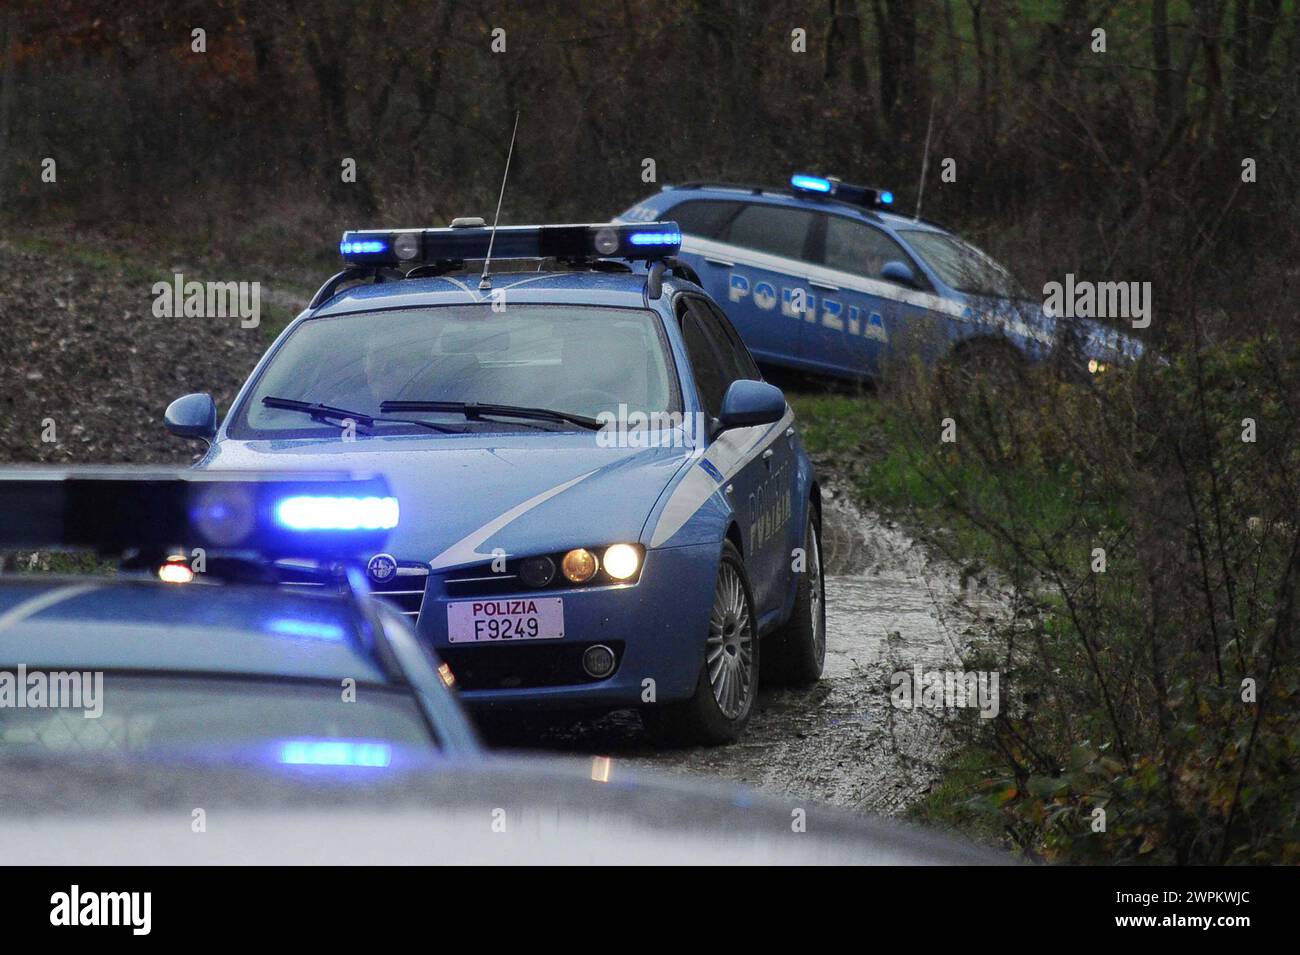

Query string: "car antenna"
[[913, 97, 935, 222], [479, 111, 520, 291]]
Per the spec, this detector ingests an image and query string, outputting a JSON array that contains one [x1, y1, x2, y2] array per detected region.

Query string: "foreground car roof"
[[0, 577, 386, 682], [0, 752, 1012, 865]]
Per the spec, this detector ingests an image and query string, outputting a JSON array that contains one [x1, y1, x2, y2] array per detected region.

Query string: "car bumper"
[[415, 541, 719, 709]]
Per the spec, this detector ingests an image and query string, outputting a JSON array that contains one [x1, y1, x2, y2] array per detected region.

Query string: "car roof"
[[0, 751, 1014, 864], [655, 183, 953, 237], [311, 269, 678, 318], [0, 577, 390, 683]]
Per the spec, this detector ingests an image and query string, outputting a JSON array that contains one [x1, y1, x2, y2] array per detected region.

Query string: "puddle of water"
[[480, 482, 1011, 816]]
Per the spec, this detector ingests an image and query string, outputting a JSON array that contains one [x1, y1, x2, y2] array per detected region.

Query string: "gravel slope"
[[0, 239, 274, 465]]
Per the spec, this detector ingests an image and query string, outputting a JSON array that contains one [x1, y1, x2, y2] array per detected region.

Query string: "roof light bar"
[[0, 467, 397, 559], [790, 174, 833, 193], [789, 172, 894, 209], [337, 222, 682, 267]]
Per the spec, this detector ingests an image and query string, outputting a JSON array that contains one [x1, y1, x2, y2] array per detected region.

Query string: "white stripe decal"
[[428, 469, 599, 570], [650, 408, 794, 548], [0, 583, 104, 635], [680, 235, 969, 319]]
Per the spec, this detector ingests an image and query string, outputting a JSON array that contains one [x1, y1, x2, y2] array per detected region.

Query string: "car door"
[[671, 200, 818, 371], [678, 295, 792, 617], [805, 213, 938, 378]]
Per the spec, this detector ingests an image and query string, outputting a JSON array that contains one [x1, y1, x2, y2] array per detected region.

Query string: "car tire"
[[642, 540, 759, 746], [763, 509, 826, 686]]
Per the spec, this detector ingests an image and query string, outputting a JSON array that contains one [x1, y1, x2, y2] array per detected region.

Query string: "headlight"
[[561, 548, 598, 583], [158, 557, 194, 584], [1087, 358, 1109, 375], [602, 543, 640, 580]]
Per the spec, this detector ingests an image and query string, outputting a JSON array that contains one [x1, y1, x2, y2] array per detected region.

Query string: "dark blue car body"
[[619, 181, 1143, 381], [188, 257, 819, 739]]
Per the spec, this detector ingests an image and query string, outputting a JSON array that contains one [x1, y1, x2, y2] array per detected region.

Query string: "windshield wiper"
[[261, 396, 463, 434], [380, 400, 603, 431]]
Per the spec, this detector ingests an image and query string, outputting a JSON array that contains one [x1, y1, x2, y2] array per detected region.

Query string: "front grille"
[[274, 559, 428, 623], [439, 641, 625, 691], [367, 567, 429, 621], [442, 567, 522, 598]]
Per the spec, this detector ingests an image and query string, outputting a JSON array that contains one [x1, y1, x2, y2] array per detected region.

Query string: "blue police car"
[[163, 222, 825, 745], [0, 469, 480, 763], [619, 173, 1143, 381]]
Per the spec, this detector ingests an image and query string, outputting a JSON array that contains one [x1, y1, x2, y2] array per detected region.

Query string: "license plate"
[[446, 597, 565, 643]]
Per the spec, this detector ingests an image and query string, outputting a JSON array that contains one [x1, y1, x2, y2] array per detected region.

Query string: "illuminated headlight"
[[561, 548, 598, 583], [158, 557, 194, 584], [602, 544, 640, 580], [1087, 359, 1109, 375]]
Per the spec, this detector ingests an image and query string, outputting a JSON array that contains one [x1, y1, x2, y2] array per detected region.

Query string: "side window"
[[667, 200, 742, 239], [717, 204, 816, 261], [821, 215, 922, 285], [702, 301, 761, 381], [679, 302, 729, 420]]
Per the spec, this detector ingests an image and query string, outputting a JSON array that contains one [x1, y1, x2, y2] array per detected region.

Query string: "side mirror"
[[717, 380, 786, 432], [881, 260, 919, 288], [164, 393, 218, 442]]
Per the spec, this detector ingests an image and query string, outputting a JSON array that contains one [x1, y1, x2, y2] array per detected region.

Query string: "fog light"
[[582, 644, 617, 678], [519, 555, 556, 588], [561, 548, 598, 583], [603, 543, 640, 580]]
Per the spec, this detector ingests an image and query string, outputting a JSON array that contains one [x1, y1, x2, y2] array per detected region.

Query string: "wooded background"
[[1, 0, 1296, 337]]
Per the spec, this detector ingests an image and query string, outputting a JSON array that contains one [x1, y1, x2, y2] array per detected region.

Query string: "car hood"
[[200, 433, 694, 567]]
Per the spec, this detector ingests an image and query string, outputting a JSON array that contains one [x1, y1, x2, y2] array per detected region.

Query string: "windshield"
[[899, 230, 1025, 300], [0, 675, 436, 764], [232, 304, 679, 437]]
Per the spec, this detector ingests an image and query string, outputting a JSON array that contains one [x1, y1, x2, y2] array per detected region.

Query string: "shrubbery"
[[855, 334, 1299, 863]]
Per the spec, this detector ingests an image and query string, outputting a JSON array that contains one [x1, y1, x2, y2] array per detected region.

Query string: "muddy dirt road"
[[484, 484, 1006, 816]]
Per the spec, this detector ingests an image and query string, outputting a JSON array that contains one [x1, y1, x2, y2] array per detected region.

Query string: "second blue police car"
[[619, 174, 1144, 382], [0, 468, 480, 764], [163, 222, 825, 745]]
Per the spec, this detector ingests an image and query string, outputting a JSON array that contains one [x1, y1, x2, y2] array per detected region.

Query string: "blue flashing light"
[[266, 617, 346, 641], [339, 239, 388, 255], [274, 495, 399, 532], [791, 174, 833, 194], [628, 229, 682, 246], [278, 739, 392, 768], [880, 191, 894, 205]]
